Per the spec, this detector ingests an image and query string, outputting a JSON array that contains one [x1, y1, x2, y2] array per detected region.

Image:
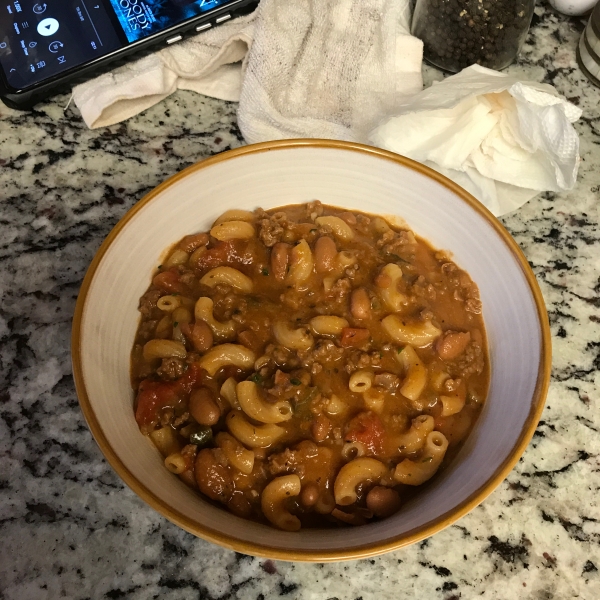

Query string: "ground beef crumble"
[[300, 340, 345, 375], [257, 210, 289, 247], [326, 277, 352, 301], [446, 341, 484, 379], [345, 350, 382, 373], [157, 357, 188, 380], [138, 289, 162, 317]]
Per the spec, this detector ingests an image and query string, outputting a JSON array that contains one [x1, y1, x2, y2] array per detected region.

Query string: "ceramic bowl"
[[72, 140, 551, 561]]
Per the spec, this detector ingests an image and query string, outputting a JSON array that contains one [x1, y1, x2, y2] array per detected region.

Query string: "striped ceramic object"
[[577, 3, 600, 87]]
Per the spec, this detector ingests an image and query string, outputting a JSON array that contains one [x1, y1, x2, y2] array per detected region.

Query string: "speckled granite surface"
[[1, 3, 599, 599]]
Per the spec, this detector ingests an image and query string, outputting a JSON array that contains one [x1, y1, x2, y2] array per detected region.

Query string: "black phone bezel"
[[0, 0, 258, 110]]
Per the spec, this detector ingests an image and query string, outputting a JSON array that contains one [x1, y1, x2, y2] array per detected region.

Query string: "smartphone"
[[0, 0, 258, 110]]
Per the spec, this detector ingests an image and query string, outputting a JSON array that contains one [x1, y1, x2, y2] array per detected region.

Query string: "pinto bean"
[[373, 372, 400, 391], [436, 331, 471, 360], [350, 288, 371, 320], [227, 493, 253, 518], [271, 242, 291, 281], [194, 448, 233, 503], [179, 469, 198, 489], [340, 327, 371, 347], [189, 388, 221, 426], [152, 269, 189, 295], [178, 232, 209, 253], [311, 414, 331, 442], [366, 486, 402, 518], [237, 329, 263, 353], [314, 236, 337, 273], [300, 482, 320, 507], [182, 320, 213, 353], [339, 212, 357, 226]]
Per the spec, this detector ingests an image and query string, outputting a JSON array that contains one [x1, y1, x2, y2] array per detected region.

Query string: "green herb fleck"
[[290, 378, 301, 386], [261, 267, 269, 276], [371, 299, 381, 311], [173, 322, 179, 328], [171, 292, 180, 296], [157, 264, 163, 269], [294, 387, 318, 415], [190, 427, 213, 447], [250, 373, 264, 385], [397, 347, 404, 354], [310, 229, 317, 233], [422, 456, 433, 463]]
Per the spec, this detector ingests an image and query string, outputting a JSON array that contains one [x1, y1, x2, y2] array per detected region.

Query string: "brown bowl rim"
[[71, 139, 551, 562]]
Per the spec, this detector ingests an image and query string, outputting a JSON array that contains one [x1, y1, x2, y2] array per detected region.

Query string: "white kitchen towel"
[[370, 65, 583, 216], [72, 12, 256, 129], [237, 0, 423, 144]]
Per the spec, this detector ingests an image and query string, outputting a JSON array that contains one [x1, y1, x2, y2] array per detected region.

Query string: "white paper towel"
[[370, 65, 583, 216]]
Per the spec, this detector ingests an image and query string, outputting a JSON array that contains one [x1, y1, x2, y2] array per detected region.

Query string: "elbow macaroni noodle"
[[261, 474, 302, 531], [226, 411, 285, 448], [237, 381, 293, 424], [198, 344, 256, 376], [348, 369, 374, 393], [287, 239, 314, 285], [377, 263, 407, 312], [194, 297, 236, 340], [315, 216, 355, 241], [200, 267, 253, 293], [132, 203, 489, 530], [210, 220, 255, 241], [396, 345, 428, 406], [382, 316, 442, 347], [310, 315, 349, 336], [394, 431, 449, 485], [334, 457, 389, 505], [272, 321, 314, 351]]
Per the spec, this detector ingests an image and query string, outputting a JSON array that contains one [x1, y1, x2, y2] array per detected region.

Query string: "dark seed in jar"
[[411, 0, 535, 72]]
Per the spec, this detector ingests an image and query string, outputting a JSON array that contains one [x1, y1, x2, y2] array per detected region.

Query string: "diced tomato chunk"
[[152, 268, 189, 295], [194, 240, 253, 272], [345, 411, 385, 455], [340, 327, 371, 347], [135, 381, 179, 429], [135, 364, 203, 429]]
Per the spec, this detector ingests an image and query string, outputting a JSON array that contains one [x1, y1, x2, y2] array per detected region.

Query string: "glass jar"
[[411, 0, 536, 73]]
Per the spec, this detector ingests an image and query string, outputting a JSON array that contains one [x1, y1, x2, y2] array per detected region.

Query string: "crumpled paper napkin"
[[369, 64, 583, 216]]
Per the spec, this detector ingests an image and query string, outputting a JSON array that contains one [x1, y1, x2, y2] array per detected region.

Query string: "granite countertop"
[[1, 3, 599, 599]]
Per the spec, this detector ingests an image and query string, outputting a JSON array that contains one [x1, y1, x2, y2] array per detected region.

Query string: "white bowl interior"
[[79, 145, 543, 554]]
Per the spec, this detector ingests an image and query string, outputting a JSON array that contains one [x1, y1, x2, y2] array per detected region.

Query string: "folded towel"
[[72, 12, 256, 129], [370, 65, 583, 216], [237, 0, 423, 143]]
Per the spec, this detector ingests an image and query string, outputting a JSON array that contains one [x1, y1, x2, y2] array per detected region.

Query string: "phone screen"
[[0, 0, 235, 90]]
